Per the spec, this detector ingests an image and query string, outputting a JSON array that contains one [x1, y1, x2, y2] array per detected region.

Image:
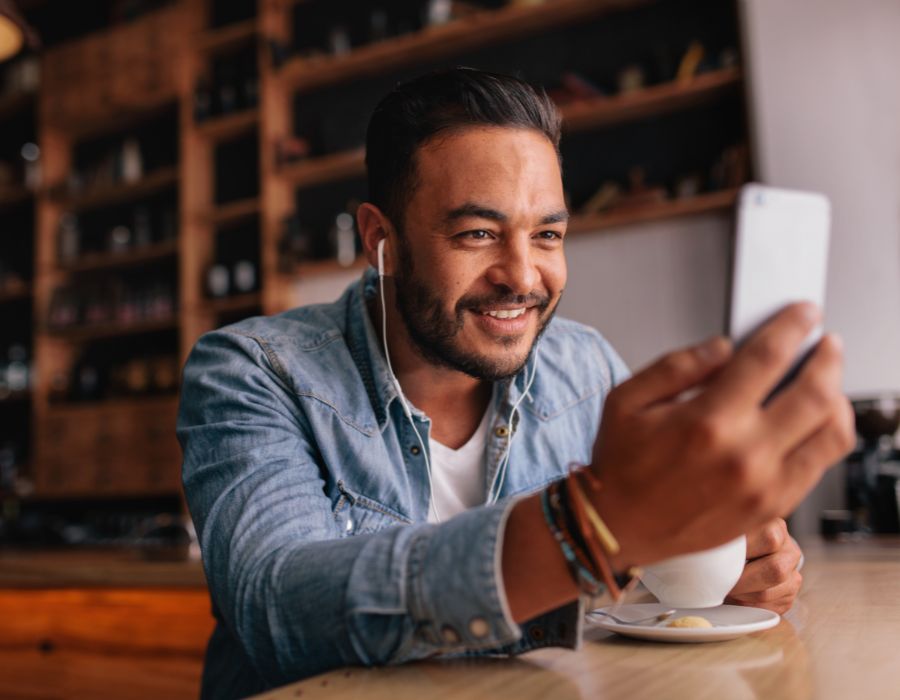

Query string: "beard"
[[391, 242, 558, 381]]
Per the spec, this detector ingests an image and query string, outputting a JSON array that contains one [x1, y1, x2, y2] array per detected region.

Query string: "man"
[[178, 68, 853, 699]]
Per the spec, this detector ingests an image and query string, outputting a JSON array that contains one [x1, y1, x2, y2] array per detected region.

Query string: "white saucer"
[[587, 603, 780, 643]]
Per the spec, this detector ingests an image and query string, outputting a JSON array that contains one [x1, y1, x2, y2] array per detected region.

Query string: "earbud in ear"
[[377, 238, 386, 277]]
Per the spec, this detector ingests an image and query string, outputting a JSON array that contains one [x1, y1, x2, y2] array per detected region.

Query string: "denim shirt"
[[178, 268, 630, 699]]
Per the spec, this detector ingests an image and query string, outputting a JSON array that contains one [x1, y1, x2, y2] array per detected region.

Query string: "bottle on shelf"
[[20, 142, 41, 191], [232, 259, 257, 294], [206, 264, 230, 298], [121, 137, 144, 183], [194, 76, 213, 123], [330, 211, 357, 267], [56, 214, 81, 263]]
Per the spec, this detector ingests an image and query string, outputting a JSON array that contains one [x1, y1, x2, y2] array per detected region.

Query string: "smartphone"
[[727, 183, 831, 398]]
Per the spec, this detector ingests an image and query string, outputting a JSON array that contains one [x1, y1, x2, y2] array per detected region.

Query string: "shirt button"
[[468, 617, 490, 639], [441, 625, 460, 645], [494, 426, 510, 438], [410, 445, 420, 455], [529, 625, 546, 641]]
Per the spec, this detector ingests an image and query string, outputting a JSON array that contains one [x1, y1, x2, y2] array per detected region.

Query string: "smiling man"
[[178, 68, 854, 699]]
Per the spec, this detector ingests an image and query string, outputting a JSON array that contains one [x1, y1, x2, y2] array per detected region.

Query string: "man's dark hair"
[[365, 67, 562, 227]]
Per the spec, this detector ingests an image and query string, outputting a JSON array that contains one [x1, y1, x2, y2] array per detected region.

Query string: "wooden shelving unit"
[[280, 0, 654, 93], [295, 256, 369, 278], [0, 91, 35, 121], [194, 108, 259, 141], [0, 285, 32, 304], [16, 0, 749, 504], [0, 390, 31, 404], [560, 68, 742, 132], [197, 17, 257, 54], [205, 196, 261, 226], [567, 188, 740, 236], [45, 317, 179, 343], [0, 187, 33, 209], [278, 68, 742, 191], [56, 239, 178, 274], [203, 291, 262, 315], [58, 167, 179, 213], [280, 146, 365, 189]]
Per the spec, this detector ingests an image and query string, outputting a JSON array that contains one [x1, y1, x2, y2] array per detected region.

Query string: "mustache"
[[456, 291, 552, 314]]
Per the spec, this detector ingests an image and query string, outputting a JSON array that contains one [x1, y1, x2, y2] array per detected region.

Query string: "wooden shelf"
[[195, 108, 259, 142], [205, 197, 261, 226], [58, 167, 179, 213], [197, 18, 257, 54], [45, 317, 179, 343], [0, 390, 31, 405], [0, 91, 35, 121], [295, 256, 369, 278], [278, 70, 741, 190], [0, 284, 32, 304], [203, 291, 262, 315], [567, 188, 740, 235], [280, 147, 365, 188], [561, 68, 742, 133], [57, 240, 178, 274], [280, 0, 653, 93], [0, 186, 33, 210]]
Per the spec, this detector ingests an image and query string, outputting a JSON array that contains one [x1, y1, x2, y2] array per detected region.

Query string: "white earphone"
[[377, 237, 441, 521], [375, 236, 539, 514]]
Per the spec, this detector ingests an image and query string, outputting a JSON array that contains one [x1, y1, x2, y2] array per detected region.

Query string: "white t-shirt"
[[426, 408, 492, 523]]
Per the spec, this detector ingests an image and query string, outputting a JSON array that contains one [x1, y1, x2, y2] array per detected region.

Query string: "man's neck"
[[368, 295, 492, 449]]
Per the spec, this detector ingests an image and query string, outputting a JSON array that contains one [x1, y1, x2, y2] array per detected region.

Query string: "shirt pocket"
[[333, 480, 410, 537]]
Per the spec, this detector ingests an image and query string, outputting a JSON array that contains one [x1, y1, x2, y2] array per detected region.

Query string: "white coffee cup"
[[640, 535, 747, 608]]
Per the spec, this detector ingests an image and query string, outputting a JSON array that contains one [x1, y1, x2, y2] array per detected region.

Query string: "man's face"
[[391, 126, 568, 381]]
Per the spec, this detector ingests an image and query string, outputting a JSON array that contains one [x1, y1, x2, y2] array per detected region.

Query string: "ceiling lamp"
[[0, 0, 39, 62]]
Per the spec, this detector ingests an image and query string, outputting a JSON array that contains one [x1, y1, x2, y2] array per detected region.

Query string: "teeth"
[[484, 308, 526, 319]]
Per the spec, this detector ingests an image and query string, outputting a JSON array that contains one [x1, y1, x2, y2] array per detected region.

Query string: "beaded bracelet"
[[540, 485, 605, 596], [568, 469, 643, 600], [548, 479, 606, 594]]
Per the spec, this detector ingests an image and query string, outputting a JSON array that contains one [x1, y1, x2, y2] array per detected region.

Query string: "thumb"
[[613, 336, 733, 412]]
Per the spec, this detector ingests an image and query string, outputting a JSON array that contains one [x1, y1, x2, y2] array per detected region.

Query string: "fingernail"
[[799, 302, 820, 323], [828, 332, 843, 352]]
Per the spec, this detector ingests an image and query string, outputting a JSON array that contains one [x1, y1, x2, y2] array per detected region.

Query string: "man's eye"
[[537, 230, 563, 241], [462, 230, 492, 240]]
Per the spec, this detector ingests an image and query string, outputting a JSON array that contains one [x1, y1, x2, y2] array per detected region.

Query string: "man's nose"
[[484, 239, 539, 295]]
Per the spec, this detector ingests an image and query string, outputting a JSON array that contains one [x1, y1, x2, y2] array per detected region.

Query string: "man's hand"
[[726, 518, 802, 615], [589, 302, 855, 571]]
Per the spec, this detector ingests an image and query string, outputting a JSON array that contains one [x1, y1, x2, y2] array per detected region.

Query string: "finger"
[[761, 334, 844, 455], [702, 302, 820, 412], [611, 336, 732, 413], [729, 549, 801, 596], [728, 570, 802, 607], [776, 397, 856, 516], [745, 518, 789, 560]]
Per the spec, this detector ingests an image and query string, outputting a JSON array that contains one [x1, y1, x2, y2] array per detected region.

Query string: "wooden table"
[[254, 537, 900, 700]]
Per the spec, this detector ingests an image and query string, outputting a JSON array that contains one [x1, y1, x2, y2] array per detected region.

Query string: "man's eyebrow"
[[540, 209, 570, 225], [444, 203, 507, 223], [444, 203, 570, 226]]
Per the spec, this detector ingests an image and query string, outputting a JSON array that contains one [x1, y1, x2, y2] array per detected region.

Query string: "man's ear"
[[357, 202, 396, 276]]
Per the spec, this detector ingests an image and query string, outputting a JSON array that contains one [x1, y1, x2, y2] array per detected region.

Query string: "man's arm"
[[501, 303, 854, 622], [179, 330, 551, 688]]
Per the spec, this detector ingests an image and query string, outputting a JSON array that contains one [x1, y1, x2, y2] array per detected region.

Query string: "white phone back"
[[729, 183, 831, 356]]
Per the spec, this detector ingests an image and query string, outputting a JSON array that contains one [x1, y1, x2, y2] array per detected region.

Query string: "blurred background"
[[0, 0, 897, 697]]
